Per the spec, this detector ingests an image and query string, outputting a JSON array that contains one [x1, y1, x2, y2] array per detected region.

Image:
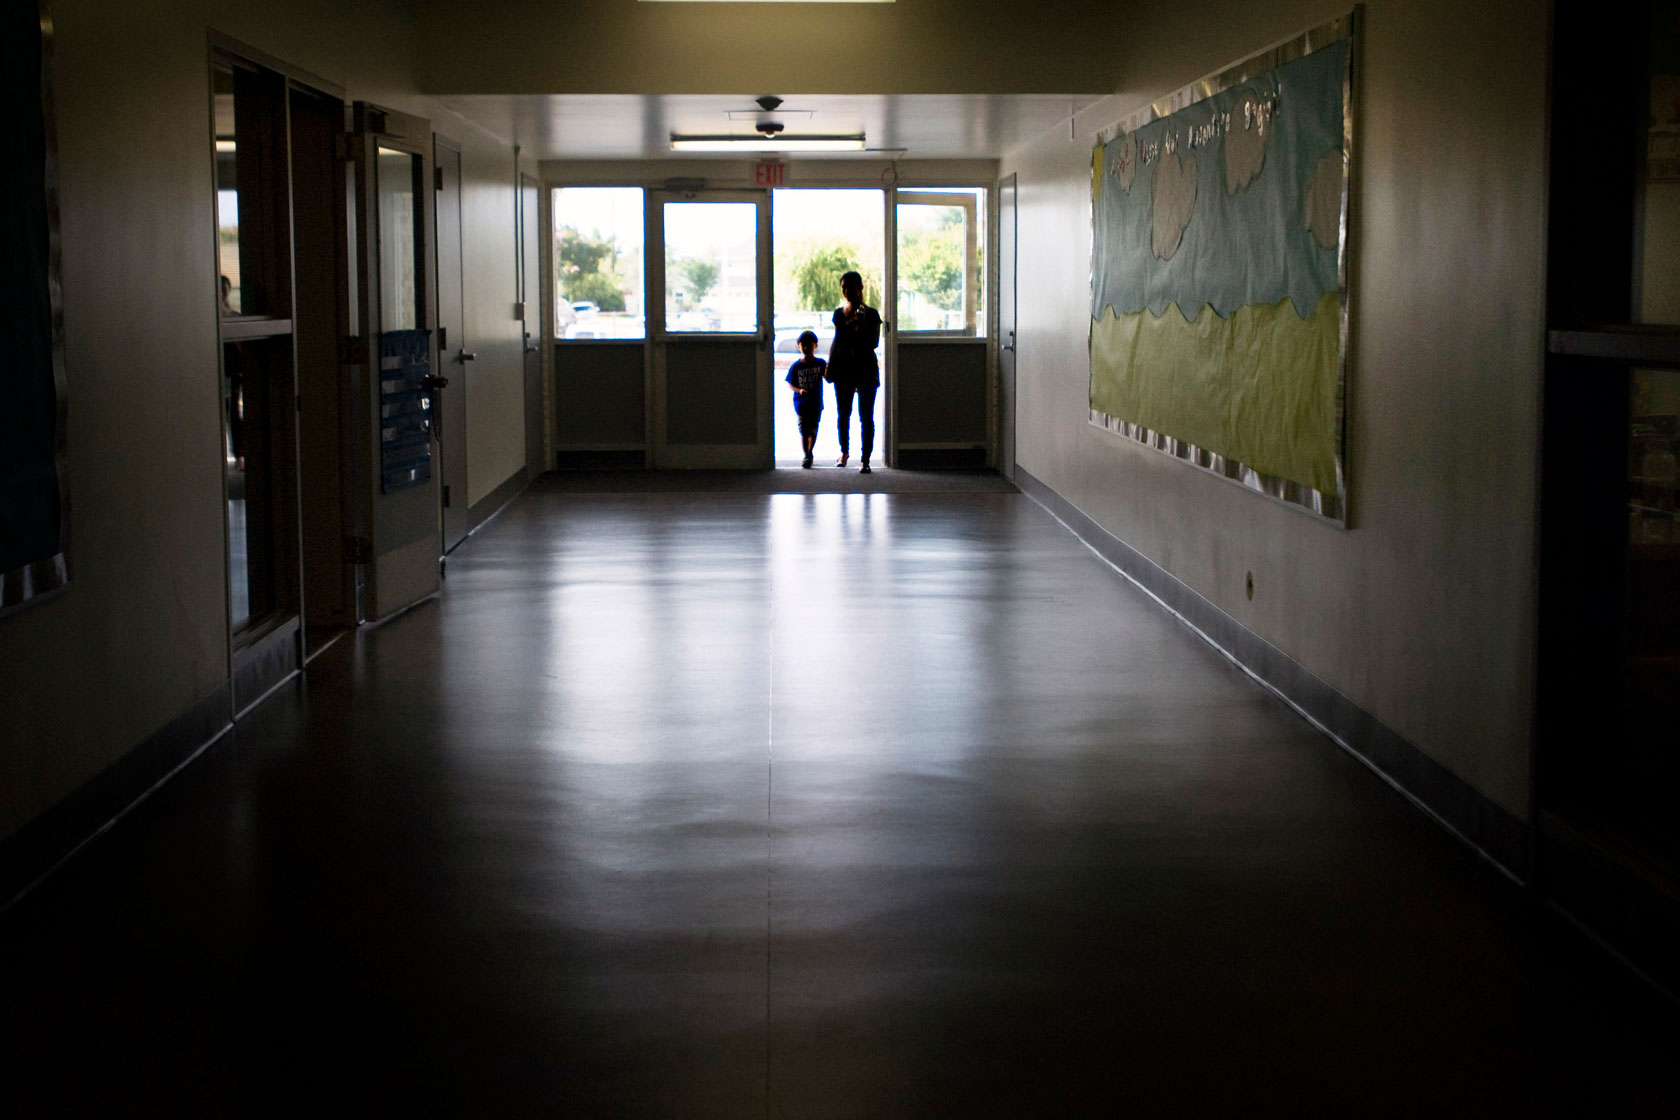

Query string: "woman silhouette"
[[827, 270, 883, 473]]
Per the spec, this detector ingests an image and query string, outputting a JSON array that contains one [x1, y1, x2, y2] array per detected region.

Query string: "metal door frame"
[[432, 133, 470, 553]]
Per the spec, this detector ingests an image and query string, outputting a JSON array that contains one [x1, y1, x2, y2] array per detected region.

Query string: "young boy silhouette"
[[785, 330, 827, 468]]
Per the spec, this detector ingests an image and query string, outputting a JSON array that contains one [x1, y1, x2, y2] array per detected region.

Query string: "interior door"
[[650, 190, 772, 469], [998, 174, 1018, 478], [349, 103, 441, 620], [434, 136, 470, 552], [521, 172, 544, 478]]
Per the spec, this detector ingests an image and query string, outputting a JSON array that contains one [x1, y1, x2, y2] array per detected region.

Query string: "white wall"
[[1003, 0, 1549, 816], [0, 0, 531, 841]]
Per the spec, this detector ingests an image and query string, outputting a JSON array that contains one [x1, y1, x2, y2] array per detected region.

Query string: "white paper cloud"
[[1304, 150, 1344, 250], [1112, 133, 1138, 192], [1224, 93, 1270, 195], [1151, 151, 1198, 261]]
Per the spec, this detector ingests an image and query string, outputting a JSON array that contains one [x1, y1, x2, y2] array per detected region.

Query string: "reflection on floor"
[[542, 466, 1017, 497], [3, 485, 1676, 1115]]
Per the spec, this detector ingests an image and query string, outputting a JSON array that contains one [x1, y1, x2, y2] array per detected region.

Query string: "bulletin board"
[[2, 0, 70, 617], [1089, 13, 1356, 522]]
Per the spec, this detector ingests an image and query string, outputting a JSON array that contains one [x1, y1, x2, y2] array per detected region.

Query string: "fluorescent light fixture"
[[670, 134, 867, 153]]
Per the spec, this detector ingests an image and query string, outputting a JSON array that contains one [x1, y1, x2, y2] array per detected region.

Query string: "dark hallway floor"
[[2, 483, 1676, 1116]]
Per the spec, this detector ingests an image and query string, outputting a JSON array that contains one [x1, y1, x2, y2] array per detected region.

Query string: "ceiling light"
[[670, 133, 867, 153]]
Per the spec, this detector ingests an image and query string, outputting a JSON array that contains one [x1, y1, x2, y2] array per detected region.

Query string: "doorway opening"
[[771, 189, 886, 467]]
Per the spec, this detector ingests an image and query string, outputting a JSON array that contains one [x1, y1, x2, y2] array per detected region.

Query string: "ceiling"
[[433, 93, 1108, 162]]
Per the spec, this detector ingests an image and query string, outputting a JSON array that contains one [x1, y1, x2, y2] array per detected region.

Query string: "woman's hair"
[[797, 329, 818, 346], [840, 270, 863, 289]]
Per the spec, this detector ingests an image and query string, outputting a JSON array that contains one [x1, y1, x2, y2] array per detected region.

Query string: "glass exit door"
[[649, 191, 772, 468]]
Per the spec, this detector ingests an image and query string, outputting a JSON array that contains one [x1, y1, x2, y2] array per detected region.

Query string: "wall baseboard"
[[1015, 466, 1530, 882], [232, 616, 299, 716], [0, 681, 233, 913], [466, 466, 530, 537]]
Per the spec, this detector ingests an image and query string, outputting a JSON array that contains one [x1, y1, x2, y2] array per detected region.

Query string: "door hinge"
[[344, 535, 373, 565], [442, 484, 452, 508], [334, 133, 352, 161], [437, 326, 446, 352], [434, 166, 444, 191], [339, 336, 368, 364]]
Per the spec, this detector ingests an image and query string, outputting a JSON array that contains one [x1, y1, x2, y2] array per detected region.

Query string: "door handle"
[[422, 374, 449, 391], [453, 348, 477, 363]]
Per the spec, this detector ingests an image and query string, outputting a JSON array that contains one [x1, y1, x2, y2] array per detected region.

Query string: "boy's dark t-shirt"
[[786, 357, 826, 415]]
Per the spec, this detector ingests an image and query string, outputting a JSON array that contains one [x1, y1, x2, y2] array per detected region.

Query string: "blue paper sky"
[[1092, 39, 1347, 321]]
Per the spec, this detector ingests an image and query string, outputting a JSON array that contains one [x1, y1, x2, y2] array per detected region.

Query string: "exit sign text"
[[755, 160, 786, 187]]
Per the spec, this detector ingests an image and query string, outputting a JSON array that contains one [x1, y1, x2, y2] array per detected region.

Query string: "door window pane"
[[664, 201, 758, 333], [1638, 12, 1680, 323], [896, 188, 987, 335], [213, 56, 291, 634], [213, 66, 243, 315], [214, 62, 286, 317], [553, 187, 646, 339], [1617, 366, 1680, 864], [377, 147, 421, 331]]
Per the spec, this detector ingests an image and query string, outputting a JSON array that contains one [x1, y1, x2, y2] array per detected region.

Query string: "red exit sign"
[[755, 160, 786, 187]]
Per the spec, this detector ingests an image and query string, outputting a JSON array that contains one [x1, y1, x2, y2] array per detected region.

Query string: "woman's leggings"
[[833, 380, 879, 461]]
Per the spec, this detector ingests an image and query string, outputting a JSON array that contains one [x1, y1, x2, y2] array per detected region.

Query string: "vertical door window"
[[1542, 1, 1680, 885], [1637, 21, 1680, 326], [663, 201, 759, 333], [377, 146, 421, 331], [1619, 363, 1680, 861], [553, 186, 645, 339], [213, 66, 244, 315], [896, 188, 987, 335], [213, 56, 293, 634]]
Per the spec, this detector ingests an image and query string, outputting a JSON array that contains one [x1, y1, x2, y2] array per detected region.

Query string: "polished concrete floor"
[[3, 483, 1677, 1116]]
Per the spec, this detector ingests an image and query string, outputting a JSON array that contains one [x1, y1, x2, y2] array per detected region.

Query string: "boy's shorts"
[[797, 405, 822, 438]]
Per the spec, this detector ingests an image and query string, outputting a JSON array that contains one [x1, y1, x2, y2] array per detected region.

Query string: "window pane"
[[1617, 366, 1680, 863], [1638, 12, 1680, 323], [896, 188, 987, 335], [213, 67, 244, 315], [664, 201, 758, 333], [553, 187, 645, 340], [377, 147, 420, 332]]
